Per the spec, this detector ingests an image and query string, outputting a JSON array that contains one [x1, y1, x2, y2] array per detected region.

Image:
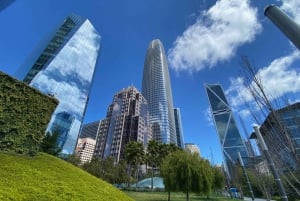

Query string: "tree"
[[125, 141, 145, 186], [161, 150, 214, 201], [146, 140, 160, 189], [157, 143, 180, 167], [81, 157, 128, 184], [240, 56, 300, 197], [66, 153, 81, 166], [39, 131, 61, 156], [212, 166, 225, 191], [113, 159, 128, 184], [82, 157, 102, 178]]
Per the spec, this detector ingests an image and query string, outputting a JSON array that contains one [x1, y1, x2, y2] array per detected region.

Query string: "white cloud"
[[168, 0, 262, 72], [32, 73, 86, 118], [226, 50, 300, 116], [51, 20, 101, 84], [280, 0, 300, 22], [204, 107, 214, 126]]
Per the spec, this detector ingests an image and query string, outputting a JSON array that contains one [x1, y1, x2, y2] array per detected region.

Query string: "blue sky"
[[1, 0, 300, 165]]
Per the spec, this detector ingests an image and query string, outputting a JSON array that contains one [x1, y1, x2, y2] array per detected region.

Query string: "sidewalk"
[[244, 197, 275, 201]]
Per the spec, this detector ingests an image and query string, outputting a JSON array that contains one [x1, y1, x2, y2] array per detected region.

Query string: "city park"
[[1, 4, 300, 201], [0, 71, 295, 201]]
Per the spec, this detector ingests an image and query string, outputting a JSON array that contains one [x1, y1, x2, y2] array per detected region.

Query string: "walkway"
[[244, 197, 275, 201]]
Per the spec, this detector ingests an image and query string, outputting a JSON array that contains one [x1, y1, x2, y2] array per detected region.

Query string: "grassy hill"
[[0, 152, 134, 201]]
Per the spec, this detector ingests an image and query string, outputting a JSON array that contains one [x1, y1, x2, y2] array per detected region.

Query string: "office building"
[[252, 102, 300, 171], [142, 39, 176, 144], [75, 137, 96, 164], [94, 86, 152, 163], [205, 84, 249, 179], [174, 108, 184, 148], [80, 121, 101, 140], [18, 14, 101, 155], [185, 143, 201, 156]]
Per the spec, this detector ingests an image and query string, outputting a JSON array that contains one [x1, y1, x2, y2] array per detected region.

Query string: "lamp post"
[[253, 125, 288, 201]]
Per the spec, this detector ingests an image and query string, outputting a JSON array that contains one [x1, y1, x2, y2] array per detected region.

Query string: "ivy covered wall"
[[0, 71, 58, 154]]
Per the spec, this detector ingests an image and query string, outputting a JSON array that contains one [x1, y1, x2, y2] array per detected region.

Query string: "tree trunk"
[[168, 191, 170, 201], [186, 190, 189, 201], [135, 166, 138, 190], [151, 164, 154, 190], [127, 163, 131, 188]]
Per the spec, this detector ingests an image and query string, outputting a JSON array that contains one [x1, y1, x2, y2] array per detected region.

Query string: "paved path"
[[244, 197, 275, 201]]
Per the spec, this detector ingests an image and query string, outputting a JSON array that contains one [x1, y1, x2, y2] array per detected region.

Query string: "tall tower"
[[174, 108, 184, 148], [205, 84, 249, 179], [94, 86, 152, 163], [18, 14, 101, 155], [142, 39, 177, 144]]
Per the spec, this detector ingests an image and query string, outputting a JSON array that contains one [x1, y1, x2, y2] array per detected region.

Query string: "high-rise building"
[[174, 108, 184, 148], [253, 102, 300, 171], [18, 14, 101, 155], [205, 84, 249, 179], [75, 137, 96, 164], [94, 86, 152, 163], [80, 121, 101, 140], [185, 143, 201, 156], [142, 39, 176, 144], [0, 0, 15, 12]]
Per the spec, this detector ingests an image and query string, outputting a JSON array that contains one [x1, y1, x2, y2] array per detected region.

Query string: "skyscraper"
[[185, 143, 201, 156], [253, 102, 300, 171], [205, 84, 249, 179], [94, 86, 152, 163], [174, 108, 184, 148], [18, 14, 101, 155], [80, 121, 101, 140], [142, 39, 176, 144], [75, 137, 96, 164]]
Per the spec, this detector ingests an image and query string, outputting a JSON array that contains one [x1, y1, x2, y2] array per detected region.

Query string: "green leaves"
[[39, 132, 61, 156], [125, 141, 145, 167], [0, 71, 58, 155], [161, 150, 215, 200]]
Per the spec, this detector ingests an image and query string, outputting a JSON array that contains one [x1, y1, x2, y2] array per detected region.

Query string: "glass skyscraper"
[[257, 102, 300, 171], [142, 39, 177, 144], [205, 84, 249, 179], [18, 14, 101, 155], [174, 108, 184, 148]]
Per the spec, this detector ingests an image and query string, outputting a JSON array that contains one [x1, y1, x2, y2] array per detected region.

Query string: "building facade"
[[94, 86, 152, 163], [174, 108, 184, 148], [185, 143, 201, 156], [18, 14, 101, 155], [205, 84, 249, 179], [256, 102, 300, 171], [80, 121, 101, 140], [75, 137, 96, 164], [142, 39, 176, 144]]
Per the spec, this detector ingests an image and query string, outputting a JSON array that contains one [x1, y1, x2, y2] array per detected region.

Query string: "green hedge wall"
[[0, 71, 58, 155]]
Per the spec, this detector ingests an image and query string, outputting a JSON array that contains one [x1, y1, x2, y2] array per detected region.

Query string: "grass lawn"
[[124, 191, 239, 201], [0, 152, 133, 201]]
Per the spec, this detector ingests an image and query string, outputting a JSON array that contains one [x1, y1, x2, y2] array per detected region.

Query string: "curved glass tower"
[[18, 14, 101, 155], [142, 39, 176, 144]]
